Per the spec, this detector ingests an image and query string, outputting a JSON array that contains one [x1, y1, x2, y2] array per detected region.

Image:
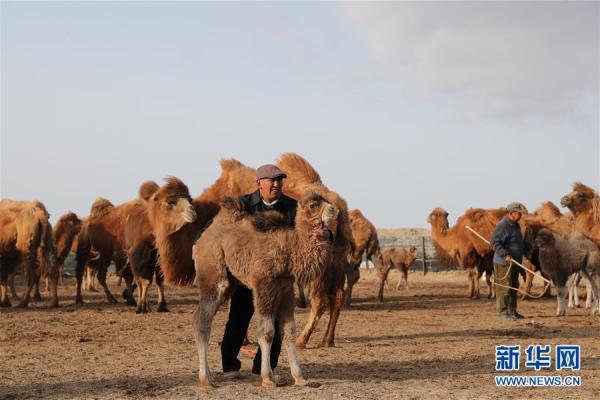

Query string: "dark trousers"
[[221, 285, 281, 374], [494, 262, 519, 314]]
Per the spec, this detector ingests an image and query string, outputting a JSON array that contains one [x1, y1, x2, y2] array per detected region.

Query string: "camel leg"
[[585, 277, 593, 308], [255, 312, 277, 388], [136, 278, 151, 313], [0, 282, 10, 307], [377, 264, 393, 302], [31, 276, 42, 302], [49, 266, 60, 308], [296, 288, 326, 349], [466, 269, 475, 299], [9, 272, 19, 300], [321, 285, 345, 348], [97, 263, 117, 304], [278, 290, 308, 386], [485, 272, 494, 300], [556, 284, 566, 316], [396, 267, 408, 290], [156, 269, 168, 312], [193, 291, 222, 389], [344, 266, 360, 307], [567, 274, 579, 308], [579, 268, 600, 315], [16, 264, 36, 308], [85, 267, 98, 292], [296, 282, 308, 309]]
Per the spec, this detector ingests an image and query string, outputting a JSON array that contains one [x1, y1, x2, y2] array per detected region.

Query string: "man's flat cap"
[[256, 164, 287, 180]]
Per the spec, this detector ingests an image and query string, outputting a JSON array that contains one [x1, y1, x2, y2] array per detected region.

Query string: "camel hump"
[[139, 180, 159, 200], [277, 153, 322, 185], [252, 211, 288, 232], [90, 198, 114, 217], [464, 208, 487, 221], [219, 159, 246, 172], [219, 197, 247, 221]]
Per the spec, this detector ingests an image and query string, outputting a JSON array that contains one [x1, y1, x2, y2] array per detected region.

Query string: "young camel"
[[192, 193, 339, 388], [379, 247, 418, 291]]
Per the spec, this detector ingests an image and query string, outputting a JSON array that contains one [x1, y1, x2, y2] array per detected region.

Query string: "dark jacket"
[[239, 190, 297, 227], [491, 216, 525, 266]]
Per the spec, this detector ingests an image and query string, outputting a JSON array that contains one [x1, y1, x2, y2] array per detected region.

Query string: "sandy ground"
[[1, 269, 599, 400]]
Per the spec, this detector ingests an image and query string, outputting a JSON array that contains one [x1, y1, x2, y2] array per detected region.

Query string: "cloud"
[[339, 2, 599, 122]]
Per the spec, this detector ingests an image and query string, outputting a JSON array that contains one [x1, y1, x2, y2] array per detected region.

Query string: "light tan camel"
[[561, 182, 600, 247], [191, 193, 338, 388], [379, 247, 418, 292], [0, 200, 57, 308], [427, 207, 504, 299]]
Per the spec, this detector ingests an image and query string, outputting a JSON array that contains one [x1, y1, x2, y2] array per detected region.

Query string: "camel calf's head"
[[535, 228, 556, 250], [147, 177, 197, 236], [297, 193, 339, 243]]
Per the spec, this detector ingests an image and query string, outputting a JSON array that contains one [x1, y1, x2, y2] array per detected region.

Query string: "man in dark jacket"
[[221, 164, 297, 379], [491, 202, 528, 320]]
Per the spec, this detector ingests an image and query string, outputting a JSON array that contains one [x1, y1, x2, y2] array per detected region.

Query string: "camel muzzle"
[[559, 196, 572, 208]]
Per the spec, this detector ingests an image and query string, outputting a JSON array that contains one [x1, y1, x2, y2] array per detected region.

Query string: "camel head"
[[535, 228, 556, 250], [147, 177, 197, 236], [427, 208, 450, 233], [561, 182, 599, 218], [296, 192, 339, 244], [53, 212, 82, 262]]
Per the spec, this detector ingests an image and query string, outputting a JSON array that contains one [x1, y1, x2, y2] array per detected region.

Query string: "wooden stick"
[[464, 225, 552, 284]]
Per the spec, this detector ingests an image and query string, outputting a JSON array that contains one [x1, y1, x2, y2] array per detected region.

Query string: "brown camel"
[[149, 154, 354, 348], [379, 246, 418, 293], [191, 193, 338, 388], [122, 180, 170, 313], [535, 228, 600, 316], [560, 182, 600, 247], [0, 199, 57, 308], [343, 209, 384, 305], [427, 207, 504, 299]]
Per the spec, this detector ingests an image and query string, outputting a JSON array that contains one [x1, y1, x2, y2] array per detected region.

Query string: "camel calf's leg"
[[97, 264, 117, 304], [377, 264, 392, 302], [193, 292, 220, 389], [296, 285, 326, 349], [295, 282, 308, 309], [279, 291, 308, 386], [9, 272, 19, 300], [556, 284, 566, 316], [255, 312, 277, 388]]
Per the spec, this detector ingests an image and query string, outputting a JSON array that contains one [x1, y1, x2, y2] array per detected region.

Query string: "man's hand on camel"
[[504, 256, 512, 264]]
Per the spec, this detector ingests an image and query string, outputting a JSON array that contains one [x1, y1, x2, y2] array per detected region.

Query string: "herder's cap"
[[256, 164, 287, 180], [506, 202, 528, 214]]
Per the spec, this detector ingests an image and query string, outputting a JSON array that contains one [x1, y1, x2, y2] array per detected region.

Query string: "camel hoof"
[[294, 378, 309, 386], [32, 294, 42, 302], [0, 300, 11, 308], [107, 297, 118, 304], [295, 299, 307, 309], [198, 380, 216, 389], [51, 301, 60, 308], [157, 303, 169, 313], [320, 341, 335, 348], [75, 297, 84, 305], [377, 297, 384, 303], [14, 301, 29, 308], [261, 379, 277, 389]]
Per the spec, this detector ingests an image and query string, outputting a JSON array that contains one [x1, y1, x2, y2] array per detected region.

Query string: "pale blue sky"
[[1, 1, 598, 228]]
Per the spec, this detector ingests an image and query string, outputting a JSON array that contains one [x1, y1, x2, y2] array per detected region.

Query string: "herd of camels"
[[1, 152, 599, 388]]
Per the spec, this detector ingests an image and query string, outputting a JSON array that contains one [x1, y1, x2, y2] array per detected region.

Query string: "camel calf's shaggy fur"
[[191, 193, 338, 389], [535, 229, 600, 316]]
